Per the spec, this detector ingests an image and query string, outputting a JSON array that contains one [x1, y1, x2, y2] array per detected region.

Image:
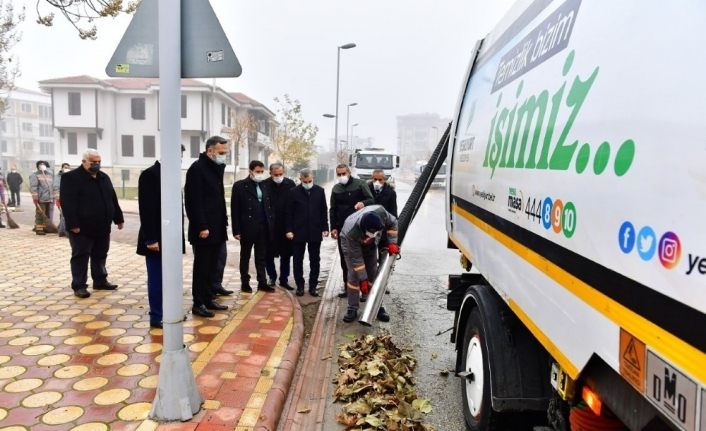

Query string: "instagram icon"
[[658, 232, 682, 269]]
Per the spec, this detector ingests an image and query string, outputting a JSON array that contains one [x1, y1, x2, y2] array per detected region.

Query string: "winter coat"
[[230, 177, 275, 241], [340, 205, 398, 282], [6, 171, 22, 190], [184, 153, 228, 245], [369, 182, 398, 217], [263, 176, 296, 250], [286, 184, 328, 243], [29, 170, 54, 203], [329, 177, 374, 232], [60, 167, 124, 236]]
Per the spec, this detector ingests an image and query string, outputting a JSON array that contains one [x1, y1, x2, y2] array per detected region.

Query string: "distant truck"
[[349, 148, 400, 186], [415, 159, 447, 188], [444, 2, 706, 431]]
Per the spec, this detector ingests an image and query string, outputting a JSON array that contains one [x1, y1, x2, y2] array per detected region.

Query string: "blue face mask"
[[214, 154, 227, 165], [302, 182, 313, 190]]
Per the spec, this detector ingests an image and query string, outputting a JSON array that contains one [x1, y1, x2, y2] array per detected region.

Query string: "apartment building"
[[396, 113, 450, 170], [0, 88, 58, 172], [38, 75, 277, 185]]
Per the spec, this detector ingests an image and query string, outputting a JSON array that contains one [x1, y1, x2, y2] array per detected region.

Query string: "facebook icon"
[[618, 221, 636, 254]]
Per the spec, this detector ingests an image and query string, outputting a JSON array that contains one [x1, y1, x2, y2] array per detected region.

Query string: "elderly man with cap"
[[338, 204, 400, 323]]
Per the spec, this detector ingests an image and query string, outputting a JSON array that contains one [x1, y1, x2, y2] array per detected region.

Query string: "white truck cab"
[[349, 148, 400, 186]]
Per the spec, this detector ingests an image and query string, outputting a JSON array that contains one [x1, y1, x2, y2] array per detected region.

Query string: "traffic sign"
[[105, 0, 241, 78]]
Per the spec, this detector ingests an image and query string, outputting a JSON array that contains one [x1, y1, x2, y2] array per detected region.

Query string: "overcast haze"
[[14, 0, 514, 151]]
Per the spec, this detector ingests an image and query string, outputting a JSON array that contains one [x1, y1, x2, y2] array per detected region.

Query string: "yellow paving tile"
[[203, 399, 221, 410], [0, 408, 6, 421], [138, 375, 158, 389], [22, 344, 54, 356], [248, 333, 261, 338], [117, 363, 150, 376], [46, 304, 69, 311], [259, 319, 271, 323], [55, 365, 89, 379], [183, 333, 195, 343], [64, 336, 92, 345], [118, 314, 141, 322], [100, 328, 126, 337], [0, 366, 25, 379], [0, 328, 25, 337], [58, 309, 82, 316], [189, 342, 208, 353], [102, 308, 126, 316], [97, 353, 128, 366], [94, 388, 131, 405], [84, 320, 111, 330], [71, 314, 96, 323], [8, 336, 39, 346], [22, 391, 62, 408], [253, 378, 273, 394], [11, 310, 35, 317], [1, 426, 27, 431], [24, 315, 49, 323], [35, 321, 62, 329], [183, 320, 203, 328], [38, 354, 71, 366], [135, 343, 162, 354], [4, 378, 43, 392], [0, 323, 11, 329], [49, 328, 77, 337], [246, 392, 266, 409], [198, 326, 221, 335], [236, 350, 252, 357], [73, 377, 109, 391], [220, 371, 237, 379], [0, 355, 10, 365], [118, 402, 151, 421], [42, 406, 84, 425], [71, 423, 109, 431], [238, 408, 261, 427], [80, 344, 110, 355], [117, 335, 144, 344], [135, 420, 158, 431]]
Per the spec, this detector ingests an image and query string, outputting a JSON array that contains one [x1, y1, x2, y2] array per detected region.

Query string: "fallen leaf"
[[321, 354, 332, 360], [431, 352, 438, 360], [297, 407, 311, 414]]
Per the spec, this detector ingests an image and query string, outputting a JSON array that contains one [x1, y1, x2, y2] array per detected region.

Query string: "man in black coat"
[[6, 165, 22, 207], [369, 169, 398, 267], [60, 149, 124, 299], [263, 162, 296, 290], [286, 169, 329, 296], [231, 160, 276, 293], [184, 136, 231, 318]]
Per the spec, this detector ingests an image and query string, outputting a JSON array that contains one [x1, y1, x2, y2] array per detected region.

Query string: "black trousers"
[[9, 188, 20, 206], [210, 241, 227, 294], [192, 243, 221, 307], [337, 235, 348, 286], [292, 241, 322, 291], [239, 223, 268, 287], [68, 232, 110, 290]]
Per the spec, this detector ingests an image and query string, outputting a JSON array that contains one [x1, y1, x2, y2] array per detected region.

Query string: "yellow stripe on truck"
[[452, 203, 706, 384]]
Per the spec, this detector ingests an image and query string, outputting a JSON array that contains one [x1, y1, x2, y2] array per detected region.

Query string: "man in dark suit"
[[231, 160, 276, 293], [60, 149, 124, 299], [263, 162, 296, 290], [184, 136, 230, 318], [369, 169, 397, 217], [136, 147, 187, 328], [286, 169, 329, 297]]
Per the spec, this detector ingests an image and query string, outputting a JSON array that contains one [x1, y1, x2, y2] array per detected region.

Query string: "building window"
[[23, 141, 33, 151], [181, 95, 187, 119], [122, 135, 134, 157], [67, 132, 78, 154], [227, 107, 232, 127], [131, 98, 146, 120], [39, 105, 51, 119], [39, 124, 53, 137], [0, 121, 5, 132], [40, 142, 54, 155], [87, 133, 97, 149], [68, 92, 81, 116], [143, 135, 156, 157], [21, 103, 31, 113], [22, 122, 32, 133], [190, 136, 200, 158], [0, 141, 6, 152], [221, 103, 225, 125]]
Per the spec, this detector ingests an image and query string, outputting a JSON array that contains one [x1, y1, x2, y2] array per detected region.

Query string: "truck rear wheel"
[[461, 307, 496, 430]]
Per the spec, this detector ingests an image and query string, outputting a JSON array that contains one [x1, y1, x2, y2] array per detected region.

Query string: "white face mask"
[[373, 181, 383, 191], [214, 154, 227, 165], [302, 182, 313, 190], [337, 175, 349, 185], [272, 176, 284, 184], [252, 173, 266, 183], [38, 165, 47, 172], [365, 231, 379, 239], [63, 168, 70, 173]]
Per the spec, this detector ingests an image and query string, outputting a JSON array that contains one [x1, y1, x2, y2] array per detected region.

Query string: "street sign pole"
[[149, 0, 202, 420]]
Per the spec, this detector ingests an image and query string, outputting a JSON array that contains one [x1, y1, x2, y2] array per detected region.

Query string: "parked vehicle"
[[349, 148, 400, 186]]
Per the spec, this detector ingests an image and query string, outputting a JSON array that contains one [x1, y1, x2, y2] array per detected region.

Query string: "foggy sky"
[[14, 0, 514, 151]]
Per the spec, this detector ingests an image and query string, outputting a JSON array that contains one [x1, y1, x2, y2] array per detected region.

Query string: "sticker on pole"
[[646, 350, 697, 431], [207, 50, 224, 62], [115, 64, 130, 74], [619, 329, 645, 393]]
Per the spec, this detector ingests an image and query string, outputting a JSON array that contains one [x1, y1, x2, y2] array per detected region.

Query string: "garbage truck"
[[441, 1, 706, 430]]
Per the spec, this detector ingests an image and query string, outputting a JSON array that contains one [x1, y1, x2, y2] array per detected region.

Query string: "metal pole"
[[150, 0, 202, 420], [345, 104, 351, 151], [334, 47, 341, 157]]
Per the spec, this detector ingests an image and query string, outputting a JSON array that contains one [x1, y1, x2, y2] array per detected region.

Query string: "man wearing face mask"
[[329, 163, 375, 297], [185, 136, 231, 317], [368, 169, 398, 282], [231, 160, 276, 293], [286, 169, 329, 296], [53, 163, 71, 237], [60, 150, 124, 298], [6, 165, 22, 207], [263, 162, 296, 290], [29, 160, 55, 235], [339, 205, 399, 323]]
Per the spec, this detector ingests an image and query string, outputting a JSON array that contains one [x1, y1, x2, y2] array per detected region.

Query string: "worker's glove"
[[388, 244, 400, 255], [32, 199, 39, 206], [55, 200, 61, 209], [360, 280, 370, 295]]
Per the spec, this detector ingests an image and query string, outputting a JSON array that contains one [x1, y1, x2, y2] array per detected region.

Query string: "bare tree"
[[0, 1, 24, 118], [36, 0, 139, 40], [271, 94, 318, 171], [225, 110, 257, 170]]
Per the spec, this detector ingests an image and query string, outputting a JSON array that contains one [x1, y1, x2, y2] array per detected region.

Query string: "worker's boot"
[[342, 308, 357, 323], [36, 224, 46, 235]]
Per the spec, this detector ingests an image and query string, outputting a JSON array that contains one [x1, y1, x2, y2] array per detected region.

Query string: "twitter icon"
[[637, 226, 657, 261]]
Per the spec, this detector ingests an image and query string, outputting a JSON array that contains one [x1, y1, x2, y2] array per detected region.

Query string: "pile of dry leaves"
[[334, 334, 436, 430]]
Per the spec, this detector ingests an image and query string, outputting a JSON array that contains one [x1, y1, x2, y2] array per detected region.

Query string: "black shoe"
[[258, 285, 276, 293], [280, 283, 295, 291], [214, 287, 234, 296], [295, 288, 304, 297], [385, 289, 390, 295], [268, 279, 276, 287], [337, 291, 348, 298], [150, 321, 163, 329], [94, 282, 118, 290], [74, 288, 90, 299], [360, 295, 368, 303], [342, 308, 358, 323], [309, 289, 319, 297], [205, 301, 228, 311], [377, 306, 390, 322], [192, 305, 215, 318], [241, 285, 253, 293]]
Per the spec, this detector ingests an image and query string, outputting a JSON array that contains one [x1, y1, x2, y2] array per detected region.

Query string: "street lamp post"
[[350, 123, 359, 149], [346, 102, 358, 150], [335, 43, 356, 156]]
